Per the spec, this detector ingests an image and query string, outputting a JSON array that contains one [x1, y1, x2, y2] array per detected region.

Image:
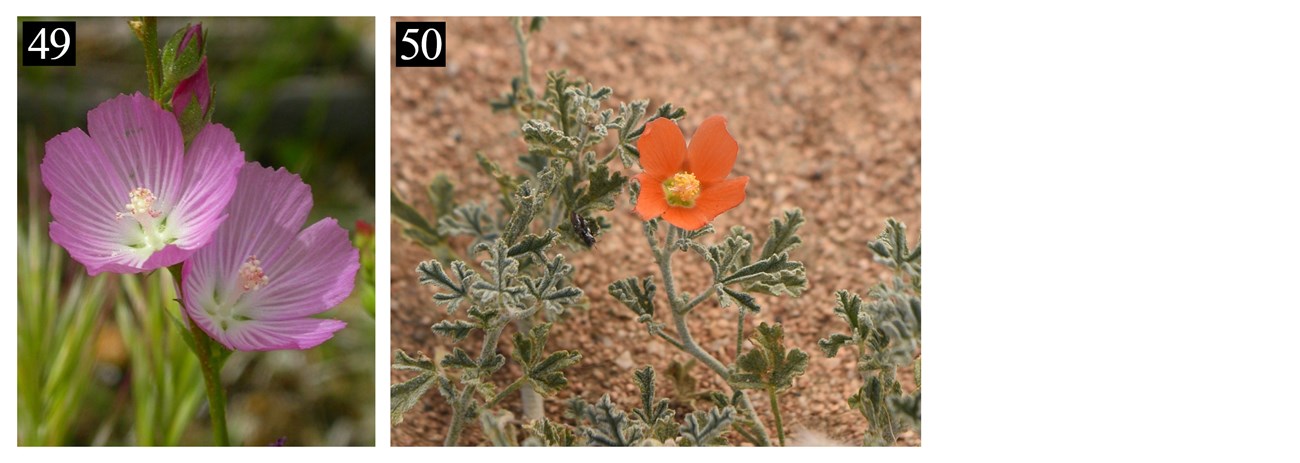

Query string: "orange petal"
[[637, 118, 687, 178], [662, 206, 710, 231], [633, 172, 669, 220], [684, 115, 739, 183], [693, 176, 748, 222]]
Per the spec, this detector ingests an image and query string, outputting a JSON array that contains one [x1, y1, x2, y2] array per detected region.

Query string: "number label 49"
[[23, 21, 76, 66], [395, 22, 446, 67]]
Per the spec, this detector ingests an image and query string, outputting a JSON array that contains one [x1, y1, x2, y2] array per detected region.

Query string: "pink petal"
[[42, 128, 135, 274], [195, 316, 346, 352], [85, 93, 185, 213], [240, 218, 359, 321], [168, 123, 243, 251]]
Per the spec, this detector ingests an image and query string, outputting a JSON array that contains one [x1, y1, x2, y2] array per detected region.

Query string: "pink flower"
[[40, 93, 242, 275], [182, 163, 358, 351], [171, 24, 211, 123]]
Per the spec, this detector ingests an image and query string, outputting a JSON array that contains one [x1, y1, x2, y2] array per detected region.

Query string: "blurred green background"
[[16, 17, 376, 446]]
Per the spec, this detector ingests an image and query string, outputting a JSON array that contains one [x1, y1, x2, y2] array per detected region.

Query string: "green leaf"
[[438, 202, 498, 244], [728, 322, 810, 393], [427, 174, 457, 221], [526, 417, 579, 446], [392, 191, 439, 238], [576, 394, 645, 446], [507, 230, 559, 259], [679, 407, 735, 446], [756, 209, 805, 261], [430, 320, 476, 343], [470, 241, 526, 312], [573, 162, 627, 214], [391, 350, 442, 425], [512, 323, 583, 395], [718, 286, 762, 313], [609, 276, 657, 320], [416, 260, 477, 313], [818, 333, 854, 358]]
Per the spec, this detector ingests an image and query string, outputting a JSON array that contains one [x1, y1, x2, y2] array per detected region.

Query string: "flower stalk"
[[650, 223, 772, 446], [168, 264, 229, 446]]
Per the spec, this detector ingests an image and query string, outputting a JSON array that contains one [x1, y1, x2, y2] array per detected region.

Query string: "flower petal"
[[661, 206, 710, 231], [169, 123, 243, 251], [42, 128, 135, 273], [86, 93, 185, 213], [694, 176, 749, 222], [684, 115, 739, 184], [633, 172, 669, 220], [183, 163, 311, 317], [637, 117, 687, 178], [238, 218, 359, 321], [197, 317, 347, 352]]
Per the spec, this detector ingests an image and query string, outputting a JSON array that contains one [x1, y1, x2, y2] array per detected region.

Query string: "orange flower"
[[634, 115, 749, 231]]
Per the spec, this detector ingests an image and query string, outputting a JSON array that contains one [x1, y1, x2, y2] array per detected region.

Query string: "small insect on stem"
[[570, 212, 596, 248]]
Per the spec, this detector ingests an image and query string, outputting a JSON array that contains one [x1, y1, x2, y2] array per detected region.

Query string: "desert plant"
[[819, 218, 922, 445]]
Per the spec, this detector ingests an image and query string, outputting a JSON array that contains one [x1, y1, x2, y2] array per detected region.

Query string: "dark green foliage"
[[526, 417, 578, 446], [391, 350, 445, 425], [572, 163, 627, 215], [679, 407, 736, 446], [631, 366, 677, 441], [511, 323, 582, 395], [609, 276, 657, 321], [868, 217, 920, 292], [729, 322, 810, 393], [508, 230, 559, 260], [416, 260, 477, 313], [719, 286, 762, 313], [438, 202, 499, 247], [575, 395, 644, 446], [520, 254, 583, 316], [430, 320, 475, 343], [820, 218, 922, 446]]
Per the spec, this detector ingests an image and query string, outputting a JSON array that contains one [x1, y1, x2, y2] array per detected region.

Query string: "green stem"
[[768, 387, 786, 446], [648, 223, 772, 446], [444, 322, 507, 446], [485, 377, 528, 409], [168, 264, 229, 446], [735, 310, 746, 361], [129, 17, 162, 103]]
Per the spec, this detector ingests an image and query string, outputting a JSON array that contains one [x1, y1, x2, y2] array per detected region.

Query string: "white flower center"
[[115, 187, 172, 253], [238, 255, 270, 292]]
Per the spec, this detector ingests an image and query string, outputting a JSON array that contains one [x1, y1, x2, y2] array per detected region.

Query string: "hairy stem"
[[129, 17, 161, 103], [768, 387, 786, 446], [648, 223, 772, 446], [169, 264, 228, 446], [735, 310, 747, 361], [444, 322, 508, 446], [485, 376, 528, 409]]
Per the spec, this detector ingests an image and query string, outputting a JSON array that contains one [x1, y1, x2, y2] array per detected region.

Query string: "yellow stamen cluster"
[[238, 255, 270, 292], [662, 171, 702, 208]]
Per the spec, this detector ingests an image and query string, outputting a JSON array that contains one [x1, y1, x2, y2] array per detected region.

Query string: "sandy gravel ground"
[[391, 16, 920, 446]]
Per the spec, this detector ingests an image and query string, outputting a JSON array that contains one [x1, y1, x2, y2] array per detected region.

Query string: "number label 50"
[[23, 21, 76, 66], [396, 22, 446, 67]]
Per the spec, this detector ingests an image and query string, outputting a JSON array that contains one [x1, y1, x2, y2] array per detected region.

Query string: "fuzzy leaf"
[[577, 395, 645, 446], [427, 174, 457, 221], [574, 162, 627, 214], [718, 286, 762, 313], [512, 323, 583, 395], [508, 230, 559, 259], [416, 260, 477, 313], [430, 320, 476, 343], [729, 322, 810, 393], [679, 407, 735, 446], [391, 350, 441, 425], [438, 202, 498, 244], [756, 209, 805, 260], [526, 417, 579, 447], [609, 276, 657, 319], [391, 191, 439, 239]]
